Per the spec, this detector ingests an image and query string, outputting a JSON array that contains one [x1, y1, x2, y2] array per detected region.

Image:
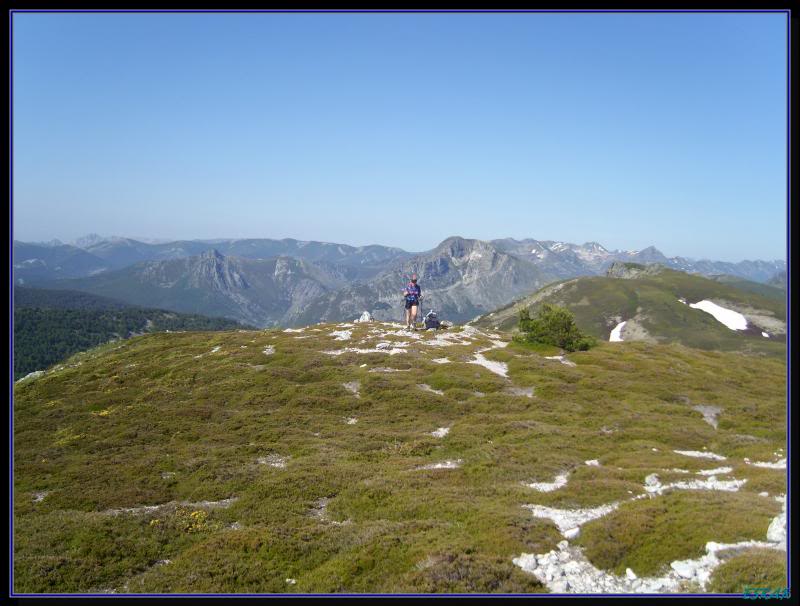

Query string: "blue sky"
[[12, 11, 788, 261]]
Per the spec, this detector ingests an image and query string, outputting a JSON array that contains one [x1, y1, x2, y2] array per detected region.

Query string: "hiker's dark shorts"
[[404, 299, 419, 310]]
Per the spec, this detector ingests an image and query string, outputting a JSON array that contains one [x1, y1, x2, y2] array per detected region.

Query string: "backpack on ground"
[[424, 309, 441, 329]]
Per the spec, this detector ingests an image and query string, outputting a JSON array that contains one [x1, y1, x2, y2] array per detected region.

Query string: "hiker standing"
[[403, 274, 422, 330]]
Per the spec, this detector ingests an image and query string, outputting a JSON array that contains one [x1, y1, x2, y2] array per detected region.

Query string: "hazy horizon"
[[12, 230, 787, 264]]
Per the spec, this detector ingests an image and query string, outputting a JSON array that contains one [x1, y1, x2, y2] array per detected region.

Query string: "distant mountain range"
[[12, 235, 786, 328]]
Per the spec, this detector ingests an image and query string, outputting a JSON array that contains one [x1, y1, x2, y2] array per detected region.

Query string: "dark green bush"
[[516, 304, 597, 352]]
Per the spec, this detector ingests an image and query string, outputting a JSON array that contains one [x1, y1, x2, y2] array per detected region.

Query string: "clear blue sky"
[[12, 11, 788, 261]]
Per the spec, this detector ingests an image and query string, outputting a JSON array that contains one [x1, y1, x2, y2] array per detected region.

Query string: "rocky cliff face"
[[187, 249, 249, 291], [290, 237, 552, 325]]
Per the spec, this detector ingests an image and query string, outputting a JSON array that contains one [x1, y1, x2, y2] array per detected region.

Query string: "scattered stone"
[[16, 370, 45, 383], [416, 459, 463, 470], [418, 384, 444, 396], [342, 381, 361, 398], [257, 454, 288, 469], [747, 458, 786, 470], [431, 357, 451, 364], [585, 460, 600, 467], [470, 350, 508, 377], [514, 500, 787, 594], [32, 491, 49, 503], [330, 330, 352, 341], [431, 427, 450, 438], [525, 471, 569, 493], [343, 417, 358, 425], [643, 473, 746, 495], [523, 502, 620, 535], [504, 386, 534, 398], [695, 467, 732, 476], [160, 472, 176, 479], [263, 345, 275, 355], [545, 355, 577, 367], [674, 450, 726, 461], [691, 405, 722, 429]]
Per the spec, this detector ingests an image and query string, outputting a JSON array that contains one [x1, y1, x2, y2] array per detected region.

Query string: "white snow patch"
[[688, 300, 748, 331], [431, 357, 451, 364], [431, 427, 451, 438], [673, 450, 726, 461], [609, 321, 626, 342], [525, 472, 569, 493], [283, 328, 305, 333]]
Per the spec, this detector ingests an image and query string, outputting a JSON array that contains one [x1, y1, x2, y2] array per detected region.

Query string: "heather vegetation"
[[13, 321, 786, 594]]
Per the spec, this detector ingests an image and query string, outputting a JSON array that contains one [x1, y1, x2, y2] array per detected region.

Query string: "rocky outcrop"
[[605, 262, 666, 279]]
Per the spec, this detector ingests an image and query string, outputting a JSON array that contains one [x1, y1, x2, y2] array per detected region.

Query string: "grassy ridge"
[[472, 269, 786, 357], [13, 324, 787, 593]]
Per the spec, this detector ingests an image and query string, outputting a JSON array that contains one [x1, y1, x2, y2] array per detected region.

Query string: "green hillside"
[[13, 288, 250, 380], [472, 267, 786, 357], [13, 323, 787, 594]]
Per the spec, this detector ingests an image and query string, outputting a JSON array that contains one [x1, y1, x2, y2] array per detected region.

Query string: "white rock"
[[626, 568, 637, 580], [526, 472, 569, 493], [673, 449, 726, 461], [355, 311, 373, 323], [585, 460, 600, 467]]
